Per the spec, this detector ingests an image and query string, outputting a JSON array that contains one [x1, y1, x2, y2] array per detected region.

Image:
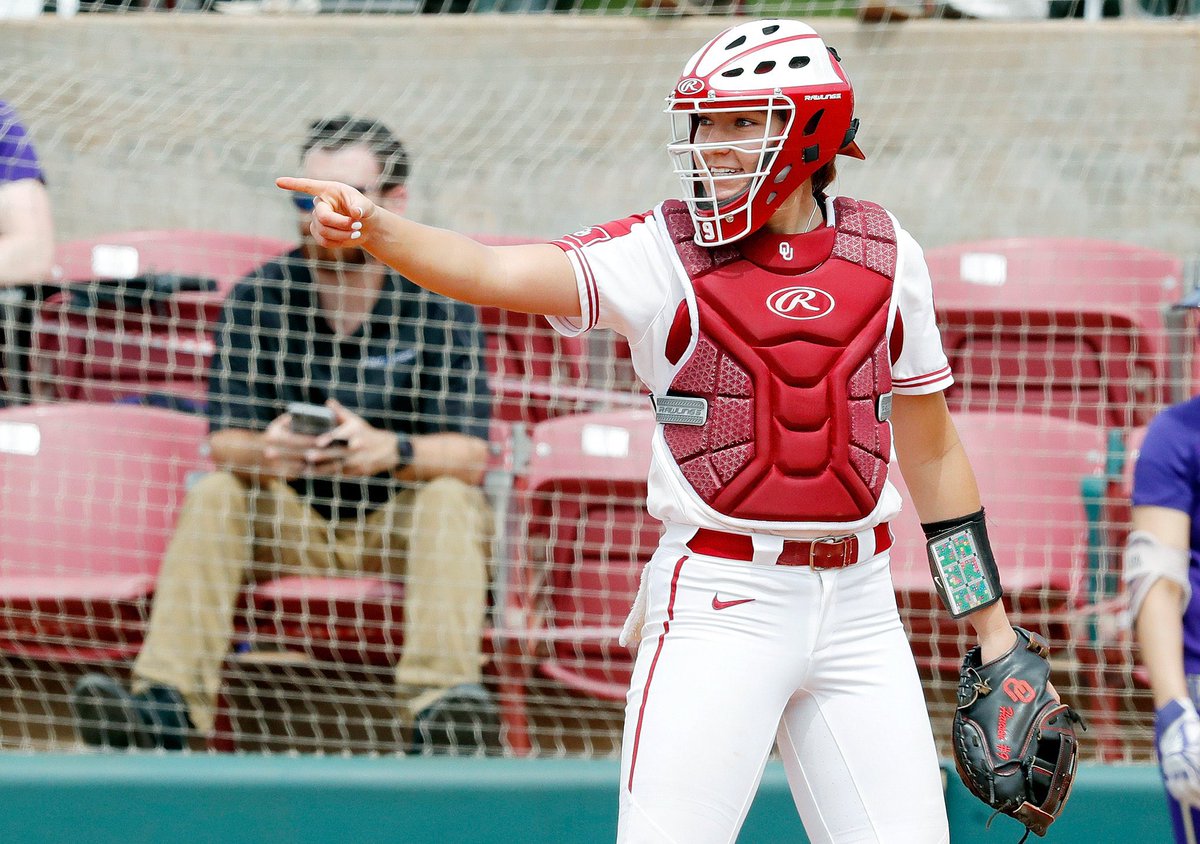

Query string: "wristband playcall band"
[[921, 508, 1003, 619]]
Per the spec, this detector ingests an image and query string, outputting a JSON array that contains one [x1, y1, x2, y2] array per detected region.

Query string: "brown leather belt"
[[687, 524, 893, 569]]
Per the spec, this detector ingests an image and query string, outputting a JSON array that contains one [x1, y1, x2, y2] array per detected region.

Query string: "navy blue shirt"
[[206, 248, 491, 521], [1132, 396, 1200, 673]]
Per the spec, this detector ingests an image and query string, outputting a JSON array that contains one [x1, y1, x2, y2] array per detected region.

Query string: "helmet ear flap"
[[840, 118, 866, 160], [841, 118, 859, 150]]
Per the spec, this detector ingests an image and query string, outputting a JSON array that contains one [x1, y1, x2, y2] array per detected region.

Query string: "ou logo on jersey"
[[766, 286, 835, 321]]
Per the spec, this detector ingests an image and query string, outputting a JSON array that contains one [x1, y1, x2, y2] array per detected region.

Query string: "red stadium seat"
[[925, 238, 1186, 428], [248, 575, 406, 668], [1107, 424, 1150, 551], [1086, 423, 1154, 758], [52, 230, 291, 291], [30, 231, 291, 404], [494, 409, 659, 755], [887, 411, 1109, 674], [0, 403, 211, 660], [469, 234, 648, 423], [477, 305, 592, 424], [470, 233, 586, 423]]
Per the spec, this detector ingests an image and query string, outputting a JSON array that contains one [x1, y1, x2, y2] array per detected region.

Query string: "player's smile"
[[705, 166, 748, 202], [692, 110, 786, 204]]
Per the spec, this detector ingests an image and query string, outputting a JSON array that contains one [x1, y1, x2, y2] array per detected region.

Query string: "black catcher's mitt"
[[952, 627, 1083, 841]]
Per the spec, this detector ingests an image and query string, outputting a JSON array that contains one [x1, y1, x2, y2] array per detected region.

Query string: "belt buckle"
[[808, 536, 850, 570]]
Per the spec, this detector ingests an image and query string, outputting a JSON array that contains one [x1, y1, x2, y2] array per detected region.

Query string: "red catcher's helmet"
[[666, 20, 864, 247]]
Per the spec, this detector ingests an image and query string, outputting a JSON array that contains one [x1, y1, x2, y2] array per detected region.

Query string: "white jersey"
[[548, 196, 954, 540]]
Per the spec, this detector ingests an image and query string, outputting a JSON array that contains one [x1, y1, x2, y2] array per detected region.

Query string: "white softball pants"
[[617, 538, 950, 844]]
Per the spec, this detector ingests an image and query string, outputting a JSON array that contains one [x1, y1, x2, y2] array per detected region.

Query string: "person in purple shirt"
[[0, 100, 55, 403], [0, 101, 53, 289], [1126, 362, 1200, 842]]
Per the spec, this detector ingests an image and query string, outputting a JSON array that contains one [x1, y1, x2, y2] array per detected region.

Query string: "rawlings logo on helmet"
[[767, 286, 834, 320], [676, 78, 705, 96]]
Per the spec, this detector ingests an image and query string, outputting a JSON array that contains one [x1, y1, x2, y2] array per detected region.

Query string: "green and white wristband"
[[922, 509, 1004, 619]]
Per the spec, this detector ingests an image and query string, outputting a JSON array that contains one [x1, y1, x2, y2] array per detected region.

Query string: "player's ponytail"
[[811, 160, 837, 209]]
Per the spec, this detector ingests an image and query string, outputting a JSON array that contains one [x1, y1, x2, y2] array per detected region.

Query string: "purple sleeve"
[[1131, 408, 1199, 517], [0, 102, 46, 185], [1137, 401, 1200, 673]]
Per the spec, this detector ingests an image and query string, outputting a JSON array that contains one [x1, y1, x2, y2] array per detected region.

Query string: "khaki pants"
[[132, 471, 491, 733]]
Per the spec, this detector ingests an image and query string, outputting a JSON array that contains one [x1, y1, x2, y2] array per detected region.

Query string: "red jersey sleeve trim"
[[548, 240, 599, 331], [549, 212, 653, 334], [892, 365, 953, 389]]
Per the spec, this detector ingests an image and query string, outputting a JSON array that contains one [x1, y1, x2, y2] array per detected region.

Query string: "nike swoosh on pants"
[[711, 594, 755, 611]]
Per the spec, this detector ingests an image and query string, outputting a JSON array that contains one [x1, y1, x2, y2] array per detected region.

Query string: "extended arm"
[[891, 391, 1017, 660], [275, 177, 580, 318], [1130, 505, 1200, 810], [1129, 505, 1191, 708]]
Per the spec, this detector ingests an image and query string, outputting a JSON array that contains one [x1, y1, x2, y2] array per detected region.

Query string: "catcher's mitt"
[[952, 627, 1083, 841]]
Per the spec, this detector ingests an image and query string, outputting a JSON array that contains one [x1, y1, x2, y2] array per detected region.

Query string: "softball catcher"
[[281, 18, 1080, 843]]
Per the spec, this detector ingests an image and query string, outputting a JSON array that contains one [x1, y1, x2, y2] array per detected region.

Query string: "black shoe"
[[133, 684, 193, 751], [409, 683, 501, 757], [70, 674, 193, 751], [70, 674, 152, 750]]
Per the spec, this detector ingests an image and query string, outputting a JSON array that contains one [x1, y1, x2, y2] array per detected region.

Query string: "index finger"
[[276, 176, 327, 196]]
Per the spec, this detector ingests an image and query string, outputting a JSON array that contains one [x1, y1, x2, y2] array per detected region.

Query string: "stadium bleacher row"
[[0, 229, 1194, 757]]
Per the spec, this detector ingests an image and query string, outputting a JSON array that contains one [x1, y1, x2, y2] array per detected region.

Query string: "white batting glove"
[[619, 562, 651, 651], [1157, 697, 1200, 806]]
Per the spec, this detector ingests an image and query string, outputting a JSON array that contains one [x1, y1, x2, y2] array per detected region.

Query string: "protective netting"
[[21, 1, 1200, 19], [0, 13, 1197, 762]]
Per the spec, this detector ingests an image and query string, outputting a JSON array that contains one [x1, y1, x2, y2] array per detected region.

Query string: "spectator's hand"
[[407, 432, 490, 486], [317, 399, 399, 478], [262, 413, 322, 480], [1157, 698, 1200, 806], [275, 177, 376, 249]]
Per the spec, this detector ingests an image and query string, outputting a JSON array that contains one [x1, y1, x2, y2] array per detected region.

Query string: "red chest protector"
[[660, 197, 897, 524]]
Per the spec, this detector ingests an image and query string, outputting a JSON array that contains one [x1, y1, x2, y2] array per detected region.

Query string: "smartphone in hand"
[[287, 402, 336, 436]]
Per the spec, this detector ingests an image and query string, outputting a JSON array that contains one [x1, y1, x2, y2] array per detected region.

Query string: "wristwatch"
[[394, 433, 415, 471]]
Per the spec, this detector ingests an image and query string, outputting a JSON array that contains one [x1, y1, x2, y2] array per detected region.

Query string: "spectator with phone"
[[69, 116, 497, 755]]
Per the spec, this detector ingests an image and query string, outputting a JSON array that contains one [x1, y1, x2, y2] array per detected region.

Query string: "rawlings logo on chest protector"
[[766, 286, 835, 321], [658, 197, 898, 524]]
